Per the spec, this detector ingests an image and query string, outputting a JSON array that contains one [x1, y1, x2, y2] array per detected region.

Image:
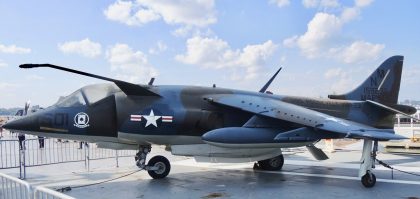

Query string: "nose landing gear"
[[135, 145, 171, 179]]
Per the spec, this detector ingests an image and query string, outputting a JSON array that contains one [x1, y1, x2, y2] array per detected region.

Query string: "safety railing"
[[0, 139, 21, 169], [23, 139, 86, 167], [0, 137, 136, 179], [0, 172, 74, 199], [1, 131, 39, 140], [33, 186, 75, 199], [0, 172, 31, 199], [88, 145, 136, 160]]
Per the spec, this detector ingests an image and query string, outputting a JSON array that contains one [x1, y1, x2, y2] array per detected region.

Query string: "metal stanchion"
[[115, 150, 119, 168], [85, 144, 90, 172]]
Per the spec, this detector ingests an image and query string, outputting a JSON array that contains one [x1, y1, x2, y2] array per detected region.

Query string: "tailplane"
[[328, 56, 403, 104]]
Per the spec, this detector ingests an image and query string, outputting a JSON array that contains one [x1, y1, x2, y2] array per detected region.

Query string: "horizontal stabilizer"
[[366, 100, 418, 121]]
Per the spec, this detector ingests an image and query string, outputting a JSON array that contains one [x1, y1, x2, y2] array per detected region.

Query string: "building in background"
[[394, 103, 420, 141]]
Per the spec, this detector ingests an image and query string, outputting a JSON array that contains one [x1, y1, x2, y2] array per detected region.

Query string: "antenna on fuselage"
[[148, 78, 155, 86], [259, 67, 282, 93]]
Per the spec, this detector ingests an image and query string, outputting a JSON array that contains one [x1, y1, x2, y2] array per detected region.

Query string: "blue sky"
[[1, 0, 419, 108]]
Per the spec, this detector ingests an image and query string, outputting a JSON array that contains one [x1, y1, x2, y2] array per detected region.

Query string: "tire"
[[257, 155, 284, 171], [361, 172, 376, 188], [147, 155, 171, 179]]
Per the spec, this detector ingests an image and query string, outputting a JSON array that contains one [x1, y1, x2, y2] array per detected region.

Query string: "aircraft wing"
[[205, 94, 405, 140], [20, 64, 160, 96]]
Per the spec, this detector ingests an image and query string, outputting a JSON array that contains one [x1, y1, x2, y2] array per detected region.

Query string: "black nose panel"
[[2, 115, 38, 132]]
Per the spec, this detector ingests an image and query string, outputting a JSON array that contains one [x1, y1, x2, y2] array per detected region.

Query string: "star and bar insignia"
[[130, 109, 173, 127]]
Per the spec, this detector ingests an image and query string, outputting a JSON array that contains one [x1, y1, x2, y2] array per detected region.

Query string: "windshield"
[[82, 84, 119, 105], [54, 84, 118, 107], [55, 90, 86, 107]]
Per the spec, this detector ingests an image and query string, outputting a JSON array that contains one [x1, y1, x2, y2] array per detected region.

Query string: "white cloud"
[[0, 44, 31, 54], [172, 26, 193, 37], [270, 0, 290, 8], [58, 38, 102, 58], [0, 60, 7, 68], [324, 68, 353, 93], [0, 82, 18, 90], [176, 36, 277, 80], [25, 74, 45, 81], [340, 7, 360, 23], [175, 37, 234, 68], [403, 68, 420, 84], [324, 68, 343, 79], [149, 41, 168, 54], [330, 77, 353, 94], [284, 0, 383, 63], [355, 0, 374, 7], [104, 1, 134, 24], [301, 0, 340, 8], [134, 8, 161, 24], [172, 26, 215, 38], [338, 41, 384, 63], [104, 0, 160, 26], [282, 35, 298, 48], [302, 0, 318, 8], [320, 0, 339, 8], [107, 43, 158, 83], [104, 0, 216, 31], [291, 12, 342, 58]]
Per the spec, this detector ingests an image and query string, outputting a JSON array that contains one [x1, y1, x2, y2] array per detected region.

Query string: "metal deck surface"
[[2, 142, 420, 199]]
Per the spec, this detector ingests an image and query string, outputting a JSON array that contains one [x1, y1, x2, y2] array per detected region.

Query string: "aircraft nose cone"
[[2, 121, 11, 129], [2, 116, 37, 132]]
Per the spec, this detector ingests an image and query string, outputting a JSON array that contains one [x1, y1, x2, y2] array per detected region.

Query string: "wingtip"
[[19, 64, 36, 68]]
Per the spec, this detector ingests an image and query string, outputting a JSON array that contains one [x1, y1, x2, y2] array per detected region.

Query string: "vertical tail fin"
[[328, 56, 403, 104]]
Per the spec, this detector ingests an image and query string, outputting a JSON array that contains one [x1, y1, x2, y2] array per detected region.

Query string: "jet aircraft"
[[4, 55, 417, 188]]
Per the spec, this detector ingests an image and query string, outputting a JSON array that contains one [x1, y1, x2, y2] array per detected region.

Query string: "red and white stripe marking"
[[130, 115, 142, 122], [162, 116, 173, 122]]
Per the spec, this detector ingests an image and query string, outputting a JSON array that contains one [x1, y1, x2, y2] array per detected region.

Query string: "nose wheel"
[[135, 146, 171, 179], [147, 155, 171, 179]]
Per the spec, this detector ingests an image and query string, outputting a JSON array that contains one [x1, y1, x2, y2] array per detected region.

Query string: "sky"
[[1, 0, 420, 108]]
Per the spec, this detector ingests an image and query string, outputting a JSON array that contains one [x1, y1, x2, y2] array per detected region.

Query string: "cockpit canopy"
[[55, 84, 119, 107]]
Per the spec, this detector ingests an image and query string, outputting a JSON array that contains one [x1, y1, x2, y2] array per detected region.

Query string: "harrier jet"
[[4, 55, 416, 188]]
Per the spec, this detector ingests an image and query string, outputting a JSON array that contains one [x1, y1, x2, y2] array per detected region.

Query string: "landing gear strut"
[[254, 154, 284, 171], [135, 145, 171, 179], [359, 139, 378, 188]]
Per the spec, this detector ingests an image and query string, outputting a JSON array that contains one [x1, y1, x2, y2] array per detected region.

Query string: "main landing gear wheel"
[[361, 171, 376, 188], [135, 145, 171, 179], [147, 155, 171, 179], [257, 155, 284, 171]]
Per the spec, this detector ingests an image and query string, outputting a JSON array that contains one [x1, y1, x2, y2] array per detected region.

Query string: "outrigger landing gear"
[[135, 145, 171, 179], [254, 154, 284, 171], [359, 139, 378, 188]]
